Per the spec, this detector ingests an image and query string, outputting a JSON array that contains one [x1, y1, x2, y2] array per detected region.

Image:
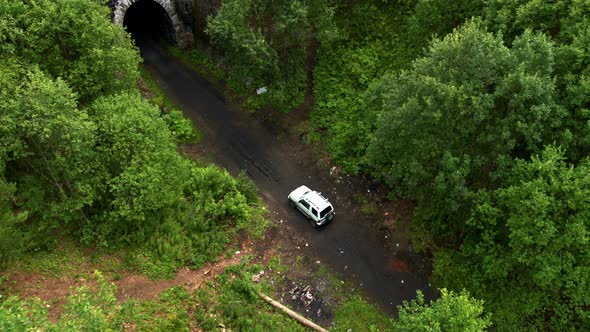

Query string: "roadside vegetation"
[[0, 0, 396, 330], [2, 0, 588, 330], [139, 67, 201, 143], [205, 0, 590, 330], [0, 0, 275, 327]]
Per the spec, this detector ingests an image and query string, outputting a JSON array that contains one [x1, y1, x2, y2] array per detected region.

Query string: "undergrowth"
[[139, 67, 201, 143], [2, 244, 395, 331], [168, 46, 305, 113]]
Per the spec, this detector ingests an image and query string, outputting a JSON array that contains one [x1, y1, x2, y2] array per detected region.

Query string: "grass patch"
[[332, 296, 393, 332], [195, 262, 306, 331], [13, 241, 127, 279], [168, 46, 226, 85], [15, 243, 86, 278], [113, 286, 193, 331], [139, 67, 178, 114], [267, 256, 289, 275], [353, 193, 379, 215], [0, 271, 196, 331], [317, 265, 394, 331], [120, 250, 179, 280], [1, 255, 305, 330], [317, 265, 347, 301]]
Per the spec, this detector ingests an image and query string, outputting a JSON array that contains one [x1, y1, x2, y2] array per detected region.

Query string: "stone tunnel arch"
[[112, 0, 192, 48]]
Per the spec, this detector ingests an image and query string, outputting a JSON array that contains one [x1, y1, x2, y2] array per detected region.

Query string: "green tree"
[[393, 289, 491, 332], [485, 0, 573, 42], [552, 1, 590, 160], [407, 0, 484, 47], [206, 0, 279, 85], [0, 179, 30, 268], [2, 68, 100, 231], [310, 1, 420, 173], [0, 0, 140, 103], [207, 0, 338, 111], [87, 93, 191, 245], [365, 21, 563, 246], [482, 0, 590, 161], [0, 0, 264, 278], [436, 146, 590, 330]]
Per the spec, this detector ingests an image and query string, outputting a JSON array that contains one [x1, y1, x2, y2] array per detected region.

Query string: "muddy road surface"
[[139, 39, 434, 313]]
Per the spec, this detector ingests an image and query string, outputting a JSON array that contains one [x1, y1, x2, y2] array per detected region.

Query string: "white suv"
[[288, 185, 335, 227]]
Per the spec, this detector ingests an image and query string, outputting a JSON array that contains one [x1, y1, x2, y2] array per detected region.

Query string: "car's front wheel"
[[288, 199, 294, 207], [310, 219, 318, 228]]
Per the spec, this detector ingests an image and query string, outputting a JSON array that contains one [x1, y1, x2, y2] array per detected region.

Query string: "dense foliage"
[[207, 0, 590, 329], [435, 146, 590, 330], [0, 0, 263, 279], [393, 289, 491, 332], [365, 21, 563, 247], [206, 0, 338, 112], [309, 1, 590, 330], [2, 0, 588, 330], [0, 268, 305, 331]]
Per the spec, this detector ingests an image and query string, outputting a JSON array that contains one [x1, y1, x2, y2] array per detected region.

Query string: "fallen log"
[[258, 292, 327, 332]]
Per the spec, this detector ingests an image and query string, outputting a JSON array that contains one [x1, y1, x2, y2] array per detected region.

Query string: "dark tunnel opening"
[[123, 0, 175, 44]]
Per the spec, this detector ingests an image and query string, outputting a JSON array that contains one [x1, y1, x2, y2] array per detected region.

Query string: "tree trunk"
[[258, 292, 327, 332]]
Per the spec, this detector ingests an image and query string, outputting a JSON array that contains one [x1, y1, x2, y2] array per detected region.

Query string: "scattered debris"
[[252, 271, 265, 283], [330, 166, 338, 176], [290, 285, 316, 307]]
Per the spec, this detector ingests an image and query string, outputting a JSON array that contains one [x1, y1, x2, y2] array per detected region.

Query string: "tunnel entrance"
[[123, 0, 175, 44]]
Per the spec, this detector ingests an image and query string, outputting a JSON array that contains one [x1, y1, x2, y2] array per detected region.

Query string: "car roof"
[[303, 190, 332, 211]]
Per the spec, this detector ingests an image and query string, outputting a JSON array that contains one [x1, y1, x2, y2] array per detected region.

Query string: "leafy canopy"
[[0, 0, 264, 277], [365, 20, 563, 245], [0, 0, 140, 103], [436, 146, 590, 330], [393, 289, 491, 332]]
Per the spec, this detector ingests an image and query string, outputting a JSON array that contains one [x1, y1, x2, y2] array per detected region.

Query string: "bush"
[[162, 110, 199, 143]]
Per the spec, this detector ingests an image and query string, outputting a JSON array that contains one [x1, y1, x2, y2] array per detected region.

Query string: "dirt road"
[[139, 39, 434, 313]]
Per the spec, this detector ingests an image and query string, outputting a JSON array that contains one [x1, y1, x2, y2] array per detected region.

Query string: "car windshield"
[[319, 206, 333, 218]]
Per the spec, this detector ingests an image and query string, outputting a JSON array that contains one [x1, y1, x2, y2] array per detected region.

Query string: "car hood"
[[290, 185, 311, 200]]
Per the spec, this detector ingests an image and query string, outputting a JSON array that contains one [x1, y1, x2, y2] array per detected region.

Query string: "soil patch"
[[2, 241, 254, 322]]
